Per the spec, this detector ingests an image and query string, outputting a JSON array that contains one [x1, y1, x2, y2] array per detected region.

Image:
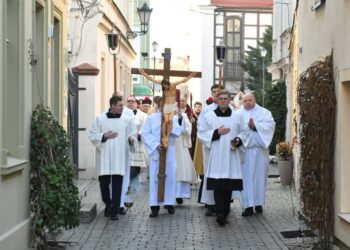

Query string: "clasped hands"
[[248, 118, 256, 130]]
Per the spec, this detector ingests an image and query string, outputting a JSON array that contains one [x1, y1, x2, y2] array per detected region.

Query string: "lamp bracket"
[[127, 31, 146, 39]]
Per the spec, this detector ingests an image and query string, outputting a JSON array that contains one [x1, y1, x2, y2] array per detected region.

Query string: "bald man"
[[238, 93, 275, 216]]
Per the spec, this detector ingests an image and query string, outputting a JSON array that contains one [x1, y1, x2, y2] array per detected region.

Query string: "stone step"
[[80, 202, 97, 224]]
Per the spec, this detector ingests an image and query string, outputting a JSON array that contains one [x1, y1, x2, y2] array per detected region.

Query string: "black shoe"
[[110, 213, 118, 220], [255, 206, 263, 214], [167, 205, 175, 214], [242, 207, 254, 217], [205, 206, 216, 216], [164, 205, 169, 209], [176, 198, 183, 205], [119, 207, 126, 215], [216, 215, 227, 226], [104, 206, 111, 217], [149, 210, 158, 217]]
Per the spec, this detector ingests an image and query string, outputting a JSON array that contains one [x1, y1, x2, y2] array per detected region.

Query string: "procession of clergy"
[[89, 84, 275, 227]]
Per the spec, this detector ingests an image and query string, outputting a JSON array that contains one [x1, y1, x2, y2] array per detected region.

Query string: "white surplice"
[[238, 104, 275, 208], [130, 109, 149, 168], [120, 107, 136, 208], [197, 107, 249, 182], [141, 112, 183, 206], [197, 103, 218, 204], [89, 111, 137, 176], [174, 113, 197, 199]]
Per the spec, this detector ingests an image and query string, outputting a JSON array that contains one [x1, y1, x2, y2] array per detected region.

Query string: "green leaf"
[[30, 105, 81, 246]]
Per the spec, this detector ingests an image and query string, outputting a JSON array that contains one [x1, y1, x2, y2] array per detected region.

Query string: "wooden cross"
[[131, 48, 202, 202]]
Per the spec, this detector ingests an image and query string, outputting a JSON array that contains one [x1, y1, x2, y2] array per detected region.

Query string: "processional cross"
[[131, 48, 201, 202]]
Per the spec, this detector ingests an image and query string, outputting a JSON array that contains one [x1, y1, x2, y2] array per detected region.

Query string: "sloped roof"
[[211, 0, 273, 9]]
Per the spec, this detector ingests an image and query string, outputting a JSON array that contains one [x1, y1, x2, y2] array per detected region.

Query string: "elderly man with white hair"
[[238, 93, 275, 216]]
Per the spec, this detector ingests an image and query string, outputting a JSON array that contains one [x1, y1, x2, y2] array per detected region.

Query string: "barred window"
[[225, 16, 243, 81]]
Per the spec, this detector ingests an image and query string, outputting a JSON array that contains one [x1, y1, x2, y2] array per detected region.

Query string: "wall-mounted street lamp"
[[105, 30, 120, 54], [216, 41, 227, 92], [105, 28, 121, 93], [261, 48, 267, 107], [141, 52, 149, 58], [127, 3, 153, 39]]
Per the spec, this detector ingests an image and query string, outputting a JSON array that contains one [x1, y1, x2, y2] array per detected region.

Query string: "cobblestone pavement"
[[57, 165, 331, 250]]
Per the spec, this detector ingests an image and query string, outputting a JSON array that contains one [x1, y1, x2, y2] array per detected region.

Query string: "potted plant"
[[276, 141, 293, 185]]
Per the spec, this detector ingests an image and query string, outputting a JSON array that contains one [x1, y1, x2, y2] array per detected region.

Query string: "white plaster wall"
[[68, 5, 101, 176], [272, 0, 295, 63], [96, 27, 112, 113], [78, 75, 98, 174], [68, 9, 100, 69], [271, 0, 297, 149], [113, 0, 130, 23], [69, 1, 136, 176], [199, 5, 215, 104]]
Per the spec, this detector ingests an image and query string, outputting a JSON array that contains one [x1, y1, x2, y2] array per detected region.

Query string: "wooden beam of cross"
[[132, 48, 202, 202]]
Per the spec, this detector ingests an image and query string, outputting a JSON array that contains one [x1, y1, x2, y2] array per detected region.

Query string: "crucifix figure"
[[132, 48, 201, 202], [139, 72, 197, 148]]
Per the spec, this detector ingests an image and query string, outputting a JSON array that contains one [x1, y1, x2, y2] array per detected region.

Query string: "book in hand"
[[231, 138, 240, 151]]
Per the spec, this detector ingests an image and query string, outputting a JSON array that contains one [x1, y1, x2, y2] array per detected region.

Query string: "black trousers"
[[99, 175, 123, 214], [130, 166, 140, 181], [197, 175, 204, 203], [213, 190, 232, 217]]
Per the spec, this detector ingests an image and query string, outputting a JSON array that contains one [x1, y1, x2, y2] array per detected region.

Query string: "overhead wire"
[[70, 0, 104, 61], [159, 0, 215, 16]]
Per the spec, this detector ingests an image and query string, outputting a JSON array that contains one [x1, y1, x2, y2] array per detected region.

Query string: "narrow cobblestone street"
[[58, 165, 320, 250]]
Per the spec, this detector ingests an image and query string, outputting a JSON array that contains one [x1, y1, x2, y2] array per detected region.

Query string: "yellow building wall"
[[288, 11, 299, 191], [53, 0, 69, 128], [0, 1, 69, 249], [291, 1, 350, 247]]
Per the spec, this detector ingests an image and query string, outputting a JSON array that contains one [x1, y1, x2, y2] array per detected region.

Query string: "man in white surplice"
[[197, 84, 219, 215], [115, 92, 135, 215], [238, 93, 275, 216], [197, 84, 237, 216], [127, 95, 149, 179], [175, 98, 197, 204], [141, 98, 183, 217], [89, 96, 137, 220], [197, 89, 249, 226]]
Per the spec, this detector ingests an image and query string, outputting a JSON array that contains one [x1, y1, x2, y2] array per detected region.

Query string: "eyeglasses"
[[218, 97, 229, 101]]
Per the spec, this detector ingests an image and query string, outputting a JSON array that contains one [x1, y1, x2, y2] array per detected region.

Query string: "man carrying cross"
[[141, 97, 183, 217], [133, 48, 201, 207]]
